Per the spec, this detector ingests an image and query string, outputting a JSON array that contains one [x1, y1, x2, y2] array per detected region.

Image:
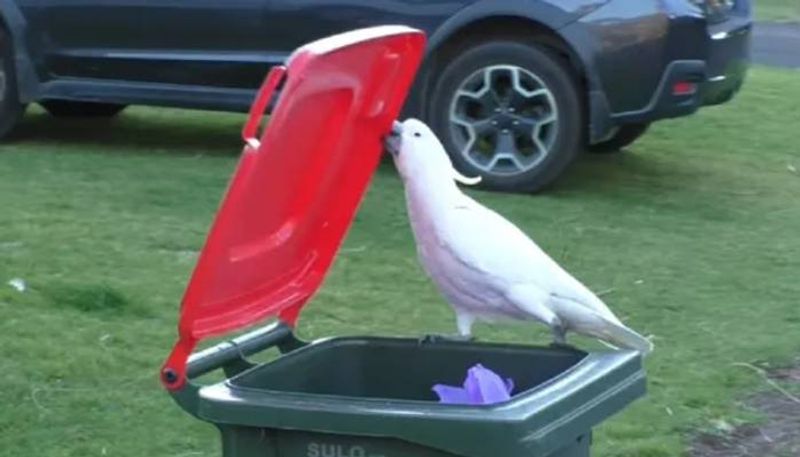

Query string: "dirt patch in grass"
[[690, 361, 800, 457], [39, 282, 150, 317]]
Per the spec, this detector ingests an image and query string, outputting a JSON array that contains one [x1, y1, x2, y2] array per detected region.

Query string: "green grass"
[[756, 0, 800, 21], [1, 66, 799, 457]]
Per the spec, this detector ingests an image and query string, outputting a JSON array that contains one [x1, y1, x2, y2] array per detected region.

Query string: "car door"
[[16, 1, 276, 90], [260, 0, 452, 55], [131, 0, 278, 89], [15, 0, 148, 83]]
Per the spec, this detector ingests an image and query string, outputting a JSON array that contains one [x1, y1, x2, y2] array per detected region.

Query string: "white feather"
[[390, 118, 653, 355]]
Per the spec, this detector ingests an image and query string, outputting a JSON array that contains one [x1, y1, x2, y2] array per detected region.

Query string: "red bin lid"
[[162, 26, 426, 389]]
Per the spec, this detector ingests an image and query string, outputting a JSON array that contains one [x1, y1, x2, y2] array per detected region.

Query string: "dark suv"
[[0, 0, 751, 192]]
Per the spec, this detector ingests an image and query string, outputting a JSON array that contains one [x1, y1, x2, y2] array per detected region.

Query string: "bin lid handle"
[[242, 65, 287, 151]]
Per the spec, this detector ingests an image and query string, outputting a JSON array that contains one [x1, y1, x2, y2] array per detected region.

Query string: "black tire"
[[428, 39, 583, 193], [0, 28, 27, 139], [587, 123, 650, 154], [41, 100, 127, 118]]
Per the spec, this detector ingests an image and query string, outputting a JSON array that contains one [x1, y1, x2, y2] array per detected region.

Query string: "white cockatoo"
[[384, 119, 653, 355]]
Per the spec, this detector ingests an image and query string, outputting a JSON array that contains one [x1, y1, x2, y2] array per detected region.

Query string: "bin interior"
[[230, 337, 587, 402]]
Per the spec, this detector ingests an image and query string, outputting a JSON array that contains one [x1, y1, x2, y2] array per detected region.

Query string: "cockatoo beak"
[[452, 168, 482, 186], [385, 121, 403, 156], [391, 121, 403, 136]]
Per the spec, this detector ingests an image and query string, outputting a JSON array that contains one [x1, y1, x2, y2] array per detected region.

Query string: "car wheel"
[[41, 100, 127, 118], [0, 28, 27, 139], [587, 123, 650, 154], [429, 40, 583, 193]]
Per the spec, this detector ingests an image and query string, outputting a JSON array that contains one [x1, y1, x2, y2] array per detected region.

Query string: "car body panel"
[[1, 0, 752, 141]]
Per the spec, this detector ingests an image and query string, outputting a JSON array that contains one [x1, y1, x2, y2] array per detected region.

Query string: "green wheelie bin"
[[159, 26, 648, 457]]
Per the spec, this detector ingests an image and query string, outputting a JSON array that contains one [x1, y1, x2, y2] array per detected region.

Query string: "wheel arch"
[[402, 0, 609, 141]]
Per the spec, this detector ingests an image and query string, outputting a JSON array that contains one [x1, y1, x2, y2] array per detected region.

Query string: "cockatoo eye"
[[413, 132, 421, 138]]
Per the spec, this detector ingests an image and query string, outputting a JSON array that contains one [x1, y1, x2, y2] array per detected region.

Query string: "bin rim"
[[221, 335, 589, 406], [189, 336, 646, 457]]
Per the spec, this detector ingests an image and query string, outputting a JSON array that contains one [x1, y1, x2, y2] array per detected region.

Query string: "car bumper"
[[595, 8, 752, 139], [647, 11, 753, 117], [700, 16, 752, 106]]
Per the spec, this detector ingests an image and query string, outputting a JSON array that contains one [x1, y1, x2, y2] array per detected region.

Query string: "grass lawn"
[[757, 0, 800, 21], [1, 66, 799, 457]]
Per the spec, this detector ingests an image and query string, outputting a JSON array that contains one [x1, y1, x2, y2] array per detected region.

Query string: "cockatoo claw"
[[549, 324, 576, 350]]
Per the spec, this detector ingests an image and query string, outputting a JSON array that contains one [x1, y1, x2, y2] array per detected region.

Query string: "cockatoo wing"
[[433, 196, 653, 354], [547, 293, 653, 353], [436, 195, 623, 325]]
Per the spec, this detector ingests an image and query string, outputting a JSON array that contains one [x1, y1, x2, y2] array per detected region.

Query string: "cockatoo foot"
[[418, 333, 475, 345], [548, 325, 576, 350], [548, 340, 578, 351]]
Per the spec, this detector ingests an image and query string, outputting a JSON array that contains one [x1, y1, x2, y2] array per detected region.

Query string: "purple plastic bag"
[[432, 364, 514, 405]]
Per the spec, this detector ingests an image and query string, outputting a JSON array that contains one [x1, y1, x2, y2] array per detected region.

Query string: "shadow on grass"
[[568, 151, 656, 185], [454, 150, 693, 199], [557, 149, 709, 196], [377, 146, 697, 200], [11, 108, 247, 155], [11, 108, 689, 195]]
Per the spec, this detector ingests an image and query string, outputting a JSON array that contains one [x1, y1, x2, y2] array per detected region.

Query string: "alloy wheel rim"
[[448, 65, 559, 176]]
